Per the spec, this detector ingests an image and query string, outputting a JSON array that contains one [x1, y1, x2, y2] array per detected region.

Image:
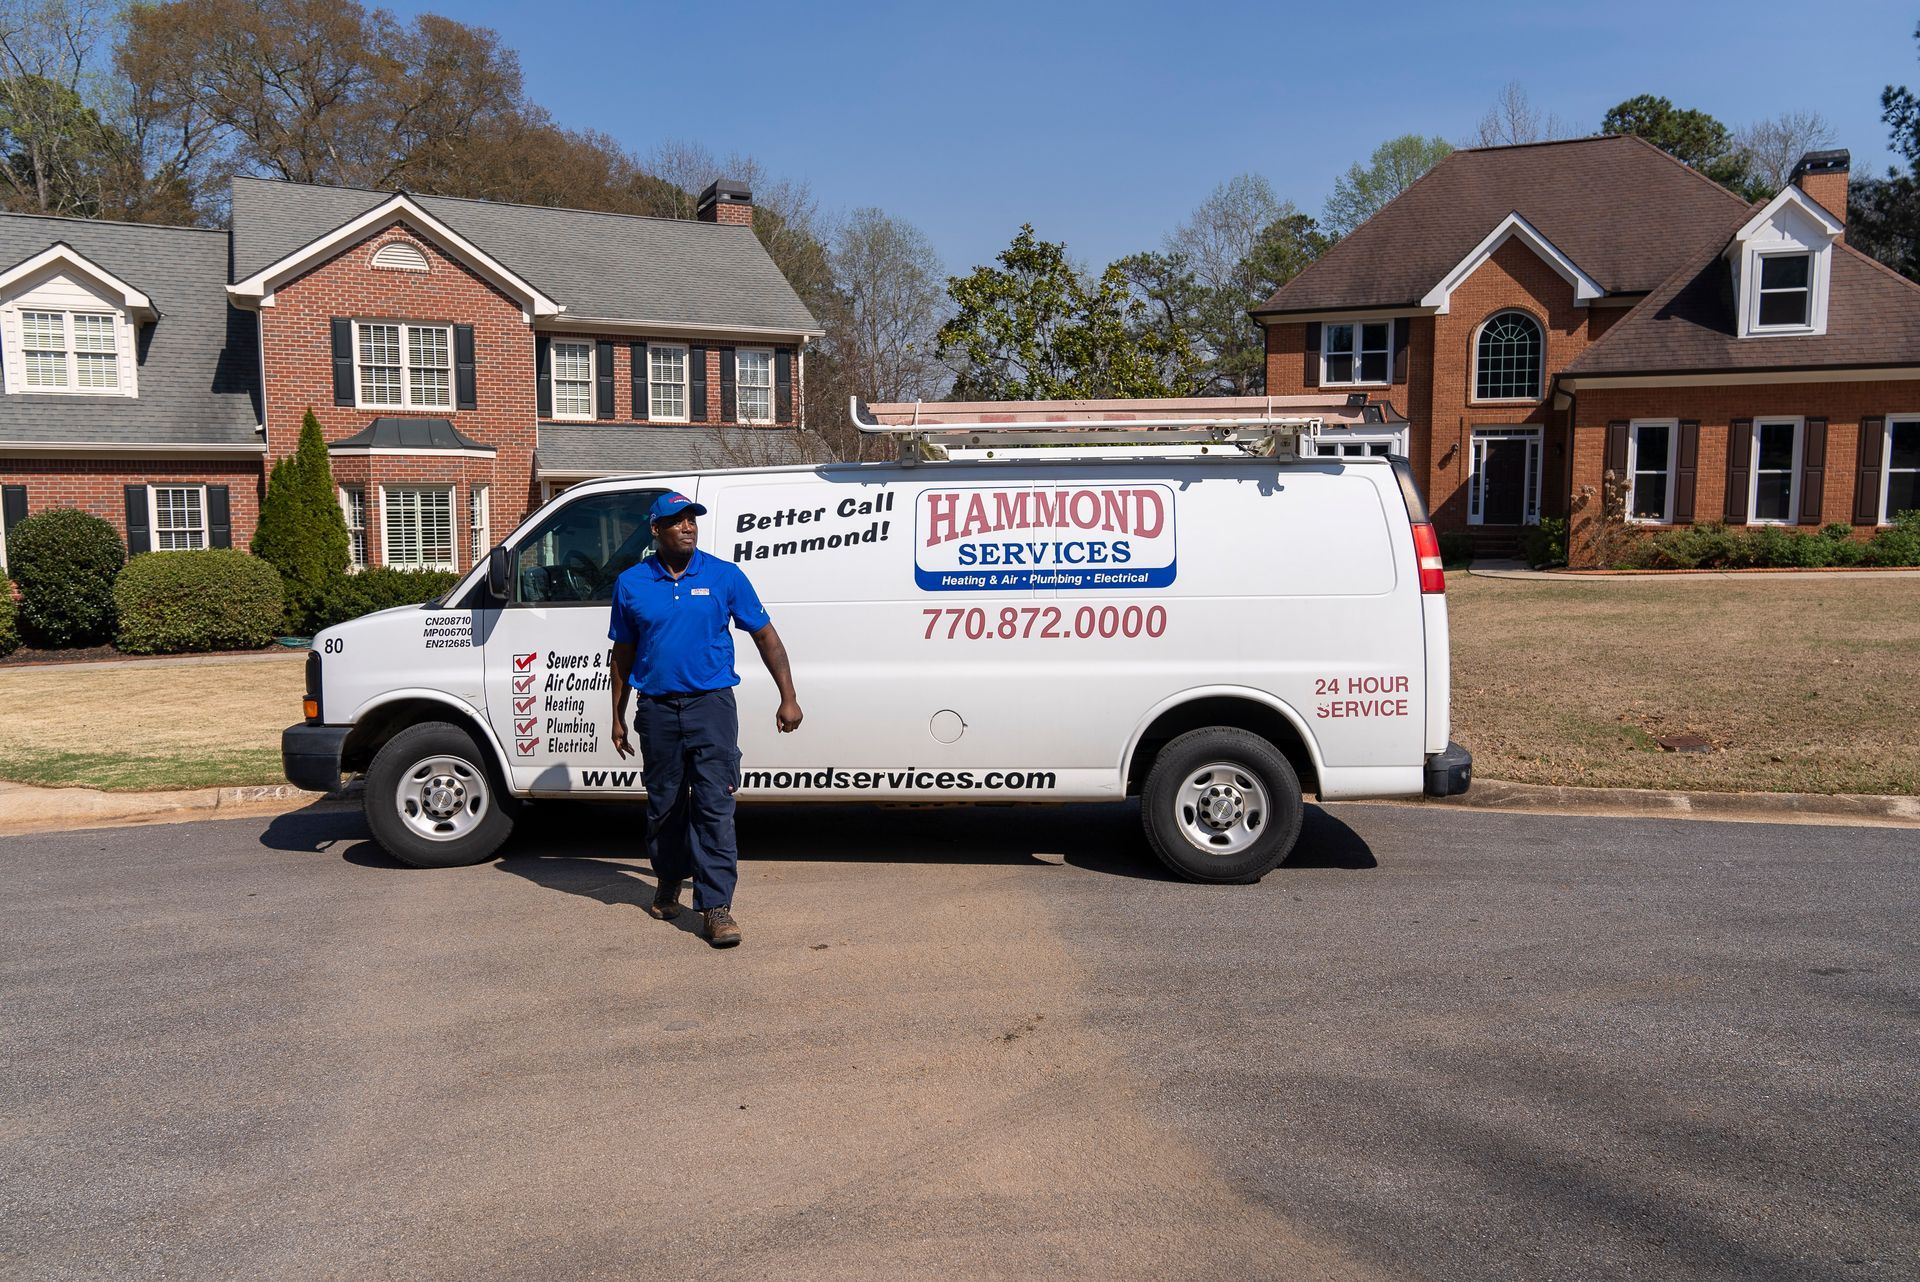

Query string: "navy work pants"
[[633, 688, 741, 911]]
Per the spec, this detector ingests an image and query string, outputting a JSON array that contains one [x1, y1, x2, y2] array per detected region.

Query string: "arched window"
[[1474, 311, 1543, 401]]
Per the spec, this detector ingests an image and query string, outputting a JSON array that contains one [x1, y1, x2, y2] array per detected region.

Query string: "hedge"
[[114, 550, 285, 654], [309, 567, 463, 631], [1618, 513, 1920, 570], [7, 508, 124, 647], [0, 586, 18, 657]]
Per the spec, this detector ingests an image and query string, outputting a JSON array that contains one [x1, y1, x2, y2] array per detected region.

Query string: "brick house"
[[0, 178, 821, 574], [1253, 137, 1920, 562]]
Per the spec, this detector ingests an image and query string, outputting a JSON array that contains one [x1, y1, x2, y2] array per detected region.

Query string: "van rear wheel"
[[365, 721, 514, 868], [1142, 727, 1303, 883]]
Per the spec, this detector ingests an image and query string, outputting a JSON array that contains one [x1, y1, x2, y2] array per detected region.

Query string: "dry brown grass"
[[1450, 573, 1920, 795], [0, 656, 303, 790]]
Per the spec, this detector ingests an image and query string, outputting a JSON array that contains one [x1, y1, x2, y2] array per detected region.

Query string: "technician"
[[609, 492, 802, 948]]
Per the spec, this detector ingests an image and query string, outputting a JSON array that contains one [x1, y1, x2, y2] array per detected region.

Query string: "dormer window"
[[0, 244, 149, 398], [1755, 253, 1812, 329]]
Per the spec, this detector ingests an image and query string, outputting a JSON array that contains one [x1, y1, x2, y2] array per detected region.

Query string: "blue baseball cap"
[[649, 492, 707, 523]]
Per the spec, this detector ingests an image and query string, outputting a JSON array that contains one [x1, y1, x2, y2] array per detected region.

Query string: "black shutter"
[[1799, 418, 1827, 525], [330, 319, 354, 406], [1392, 318, 1410, 385], [1604, 420, 1629, 482], [454, 325, 476, 411], [1, 484, 26, 541], [775, 347, 794, 423], [1303, 322, 1321, 388], [535, 337, 551, 418], [1854, 417, 1886, 525], [206, 485, 231, 548], [720, 346, 737, 421], [1725, 418, 1753, 523], [124, 485, 150, 555], [631, 342, 648, 420], [1673, 421, 1700, 525], [689, 346, 707, 422], [595, 340, 615, 419]]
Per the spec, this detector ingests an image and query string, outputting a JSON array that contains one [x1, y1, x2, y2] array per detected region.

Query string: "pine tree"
[[253, 410, 349, 632]]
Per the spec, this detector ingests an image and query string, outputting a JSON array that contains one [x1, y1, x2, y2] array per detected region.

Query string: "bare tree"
[[1165, 174, 1283, 293], [1472, 81, 1569, 147], [1734, 110, 1836, 198], [829, 207, 948, 404], [0, 0, 127, 215]]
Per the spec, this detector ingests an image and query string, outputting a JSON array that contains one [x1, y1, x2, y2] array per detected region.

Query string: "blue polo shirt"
[[607, 549, 771, 695]]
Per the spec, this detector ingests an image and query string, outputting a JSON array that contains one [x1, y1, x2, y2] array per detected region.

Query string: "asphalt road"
[[3, 801, 1915, 1281]]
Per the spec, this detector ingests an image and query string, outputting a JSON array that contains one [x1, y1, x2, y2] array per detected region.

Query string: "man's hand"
[[776, 700, 803, 733], [610, 720, 635, 758], [751, 624, 802, 735]]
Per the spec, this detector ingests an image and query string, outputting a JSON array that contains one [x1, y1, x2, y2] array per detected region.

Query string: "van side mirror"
[[486, 545, 511, 601]]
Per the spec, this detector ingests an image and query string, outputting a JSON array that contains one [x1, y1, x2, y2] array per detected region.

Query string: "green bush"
[[8, 507, 124, 646], [0, 585, 18, 657], [1864, 510, 1920, 567], [1438, 531, 1474, 569], [253, 409, 349, 633], [309, 567, 463, 631], [113, 549, 285, 654], [1518, 516, 1567, 568], [1623, 517, 1897, 570]]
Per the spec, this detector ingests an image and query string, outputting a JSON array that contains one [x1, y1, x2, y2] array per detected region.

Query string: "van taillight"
[[1411, 522, 1445, 594]]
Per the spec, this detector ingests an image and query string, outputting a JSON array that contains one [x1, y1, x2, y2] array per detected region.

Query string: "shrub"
[[8, 508, 124, 646], [1519, 516, 1567, 568], [1864, 510, 1920, 567], [1438, 531, 1474, 569], [309, 567, 463, 631], [113, 550, 285, 654], [253, 409, 349, 633], [0, 585, 17, 657]]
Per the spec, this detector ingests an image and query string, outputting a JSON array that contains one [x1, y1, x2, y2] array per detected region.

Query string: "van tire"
[[1141, 727, 1303, 883], [365, 721, 514, 868]]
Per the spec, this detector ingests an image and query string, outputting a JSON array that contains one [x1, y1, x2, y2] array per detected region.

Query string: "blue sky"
[[387, 0, 1914, 276]]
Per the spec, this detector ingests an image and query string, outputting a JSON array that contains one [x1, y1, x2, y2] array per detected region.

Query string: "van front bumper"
[[1424, 741, 1473, 797], [283, 723, 351, 793]]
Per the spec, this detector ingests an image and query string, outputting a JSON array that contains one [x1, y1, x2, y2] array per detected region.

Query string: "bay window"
[[382, 487, 455, 570], [340, 486, 367, 568]]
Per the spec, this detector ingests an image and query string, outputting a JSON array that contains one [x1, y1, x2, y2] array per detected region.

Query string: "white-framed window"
[[1883, 417, 1920, 525], [469, 485, 490, 566], [736, 347, 773, 423], [16, 309, 121, 392], [381, 486, 455, 570], [649, 344, 689, 421], [355, 321, 452, 410], [339, 485, 367, 568], [1749, 418, 1803, 524], [1321, 320, 1390, 386], [1467, 427, 1543, 526], [1309, 426, 1408, 459], [1627, 420, 1678, 524], [551, 341, 594, 420], [1474, 310, 1543, 401], [149, 485, 207, 551], [1753, 253, 1812, 331]]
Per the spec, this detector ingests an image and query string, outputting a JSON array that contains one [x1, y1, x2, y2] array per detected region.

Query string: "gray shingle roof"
[[230, 177, 822, 335], [537, 425, 811, 475], [0, 215, 260, 449], [333, 416, 492, 451]]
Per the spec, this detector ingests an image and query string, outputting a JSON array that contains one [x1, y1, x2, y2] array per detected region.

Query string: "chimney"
[[1790, 149, 1850, 237], [697, 178, 753, 226]]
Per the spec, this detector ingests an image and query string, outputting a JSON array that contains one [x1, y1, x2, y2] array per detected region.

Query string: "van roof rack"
[[851, 397, 1338, 464]]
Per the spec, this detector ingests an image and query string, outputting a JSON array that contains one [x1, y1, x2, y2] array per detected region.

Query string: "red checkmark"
[[516, 736, 538, 755], [514, 652, 538, 671], [516, 717, 538, 734], [513, 695, 536, 714], [512, 673, 535, 693]]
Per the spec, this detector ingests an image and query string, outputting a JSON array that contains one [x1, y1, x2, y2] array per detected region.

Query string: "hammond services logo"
[[914, 484, 1176, 591]]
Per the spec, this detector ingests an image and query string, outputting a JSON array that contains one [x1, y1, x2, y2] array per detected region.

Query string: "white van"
[[284, 403, 1471, 882]]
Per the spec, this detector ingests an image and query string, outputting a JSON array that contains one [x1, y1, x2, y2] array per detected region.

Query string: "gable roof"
[[1255, 135, 1749, 316], [0, 214, 260, 451], [229, 178, 823, 337], [1562, 234, 1920, 378], [0, 242, 156, 319]]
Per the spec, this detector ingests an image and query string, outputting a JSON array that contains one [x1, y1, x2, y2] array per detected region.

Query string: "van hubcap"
[[398, 754, 489, 842], [1174, 762, 1269, 855]]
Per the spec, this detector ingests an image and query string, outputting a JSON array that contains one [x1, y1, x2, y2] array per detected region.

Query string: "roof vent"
[[371, 240, 429, 272]]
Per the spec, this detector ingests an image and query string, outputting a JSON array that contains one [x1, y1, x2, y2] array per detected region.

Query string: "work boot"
[[703, 905, 742, 948], [647, 879, 684, 920]]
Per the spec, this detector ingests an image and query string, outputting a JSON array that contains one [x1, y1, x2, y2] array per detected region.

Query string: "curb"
[[1405, 778, 1920, 828], [0, 779, 353, 836]]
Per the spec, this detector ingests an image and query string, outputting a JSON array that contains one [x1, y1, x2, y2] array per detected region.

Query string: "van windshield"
[[511, 489, 667, 603]]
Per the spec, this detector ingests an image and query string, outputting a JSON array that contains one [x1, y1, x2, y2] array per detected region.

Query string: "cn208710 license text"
[[922, 604, 1168, 642]]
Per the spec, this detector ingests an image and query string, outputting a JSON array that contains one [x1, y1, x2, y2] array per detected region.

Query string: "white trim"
[[538, 315, 824, 340], [1733, 184, 1846, 243], [339, 484, 367, 569], [1420, 212, 1603, 315], [0, 442, 265, 457], [1317, 317, 1393, 387], [1471, 309, 1545, 403], [228, 194, 561, 319], [0, 243, 154, 318], [146, 483, 208, 552], [352, 319, 453, 411], [549, 339, 596, 421], [1467, 426, 1543, 526], [326, 445, 497, 459], [1256, 306, 1432, 324], [735, 345, 774, 424], [647, 342, 690, 423], [3, 306, 136, 397], [1625, 419, 1679, 524], [469, 484, 490, 566], [1747, 417, 1804, 525], [1561, 367, 1920, 390], [377, 483, 457, 571], [1881, 415, 1920, 526], [1742, 248, 1824, 338], [1308, 424, 1410, 458]]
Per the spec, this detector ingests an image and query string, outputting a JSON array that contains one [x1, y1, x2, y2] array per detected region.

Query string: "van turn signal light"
[[303, 697, 320, 721], [1411, 523, 1446, 594]]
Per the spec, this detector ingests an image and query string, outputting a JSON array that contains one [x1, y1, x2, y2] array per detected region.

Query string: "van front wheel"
[[365, 721, 514, 868], [1141, 727, 1303, 883]]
